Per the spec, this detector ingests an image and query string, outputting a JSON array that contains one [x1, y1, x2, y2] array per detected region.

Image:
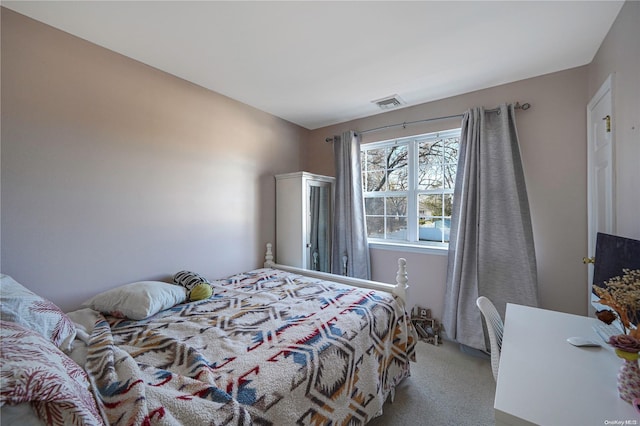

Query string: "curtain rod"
[[325, 102, 530, 142]]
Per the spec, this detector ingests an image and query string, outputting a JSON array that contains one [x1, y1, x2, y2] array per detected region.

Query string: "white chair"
[[476, 296, 504, 382]]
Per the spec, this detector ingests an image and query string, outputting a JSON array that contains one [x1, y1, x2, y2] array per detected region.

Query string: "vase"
[[615, 349, 640, 404]]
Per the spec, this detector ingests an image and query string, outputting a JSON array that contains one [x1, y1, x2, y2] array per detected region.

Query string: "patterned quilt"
[[85, 268, 417, 425]]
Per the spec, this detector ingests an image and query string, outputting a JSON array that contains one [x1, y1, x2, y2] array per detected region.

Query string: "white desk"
[[495, 304, 639, 426]]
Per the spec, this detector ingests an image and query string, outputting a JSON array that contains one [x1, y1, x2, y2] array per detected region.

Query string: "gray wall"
[[1, 9, 307, 312]]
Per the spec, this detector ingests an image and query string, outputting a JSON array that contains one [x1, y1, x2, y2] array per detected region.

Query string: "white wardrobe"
[[275, 172, 335, 272]]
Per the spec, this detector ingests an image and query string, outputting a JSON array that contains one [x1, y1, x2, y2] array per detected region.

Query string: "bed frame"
[[263, 243, 408, 302]]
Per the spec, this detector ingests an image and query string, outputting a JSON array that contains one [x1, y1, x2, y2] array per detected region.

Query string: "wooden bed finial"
[[264, 243, 275, 268], [395, 258, 408, 301]]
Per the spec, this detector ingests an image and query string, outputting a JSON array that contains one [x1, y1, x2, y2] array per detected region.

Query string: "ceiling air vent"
[[372, 95, 404, 110]]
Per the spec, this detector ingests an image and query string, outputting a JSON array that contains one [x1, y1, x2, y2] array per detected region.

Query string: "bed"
[[1, 245, 417, 425]]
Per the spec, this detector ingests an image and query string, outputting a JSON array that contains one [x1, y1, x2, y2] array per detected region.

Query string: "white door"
[[586, 74, 615, 316]]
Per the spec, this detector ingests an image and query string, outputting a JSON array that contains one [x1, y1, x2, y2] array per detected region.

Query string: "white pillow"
[[0, 274, 77, 351], [82, 281, 187, 320]]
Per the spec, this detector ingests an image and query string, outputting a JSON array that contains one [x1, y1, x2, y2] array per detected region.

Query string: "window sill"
[[368, 241, 449, 256]]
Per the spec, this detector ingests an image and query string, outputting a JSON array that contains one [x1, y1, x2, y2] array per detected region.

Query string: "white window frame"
[[361, 128, 461, 253]]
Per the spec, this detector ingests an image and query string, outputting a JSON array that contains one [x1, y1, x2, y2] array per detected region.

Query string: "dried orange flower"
[[593, 269, 640, 334]]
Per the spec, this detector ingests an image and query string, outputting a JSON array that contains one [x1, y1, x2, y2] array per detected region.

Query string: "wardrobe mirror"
[[308, 184, 331, 272]]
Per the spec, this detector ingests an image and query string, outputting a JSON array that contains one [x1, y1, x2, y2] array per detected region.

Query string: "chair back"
[[476, 296, 504, 381]]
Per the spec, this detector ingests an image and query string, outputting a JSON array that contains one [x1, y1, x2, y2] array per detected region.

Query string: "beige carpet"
[[368, 340, 496, 426]]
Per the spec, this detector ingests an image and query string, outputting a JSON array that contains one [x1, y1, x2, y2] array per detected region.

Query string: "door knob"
[[583, 257, 595, 264]]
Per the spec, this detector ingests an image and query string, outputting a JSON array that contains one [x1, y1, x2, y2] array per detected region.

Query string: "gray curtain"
[[331, 130, 371, 279], [443, 104, 539, 351]]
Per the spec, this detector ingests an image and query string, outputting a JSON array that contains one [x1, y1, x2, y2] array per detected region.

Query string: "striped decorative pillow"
[[173, 270, 213, 301]]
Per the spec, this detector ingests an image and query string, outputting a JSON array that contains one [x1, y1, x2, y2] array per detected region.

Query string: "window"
[[361, 128, 460, 248]]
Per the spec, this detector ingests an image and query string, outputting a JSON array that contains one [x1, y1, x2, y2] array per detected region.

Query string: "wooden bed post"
[[394, 258, 408, 302], [264, 243, 275, 268]]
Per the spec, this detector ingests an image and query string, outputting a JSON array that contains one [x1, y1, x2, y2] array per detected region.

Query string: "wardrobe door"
[[276, 172, 334, 271]]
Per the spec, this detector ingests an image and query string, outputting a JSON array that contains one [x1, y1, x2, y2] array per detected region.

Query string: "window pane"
[[365, 170, 386, 192], [418, 194, 443, 218], [365, 197, 384, 215], [386, 196, 407, 216], [443, 163, 457, 189], [388, 168, 408, 191], [419, 218, 450, 242], [386, 217, 407, 240], [385, 196, 407, 240], [366, 148, 386, 171], [443, 137, 459, 157], [443, 193, 453, 217], [443, 137, 459, 189], [418, 193, 451, 242], [418, 163, 443, 190], [366, 217, 384, 238], [417, 141, 443, 190], [388, 145, 408, 170]]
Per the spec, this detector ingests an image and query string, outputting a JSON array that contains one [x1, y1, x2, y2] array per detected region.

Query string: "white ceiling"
[[2, 1, 624, 130]]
